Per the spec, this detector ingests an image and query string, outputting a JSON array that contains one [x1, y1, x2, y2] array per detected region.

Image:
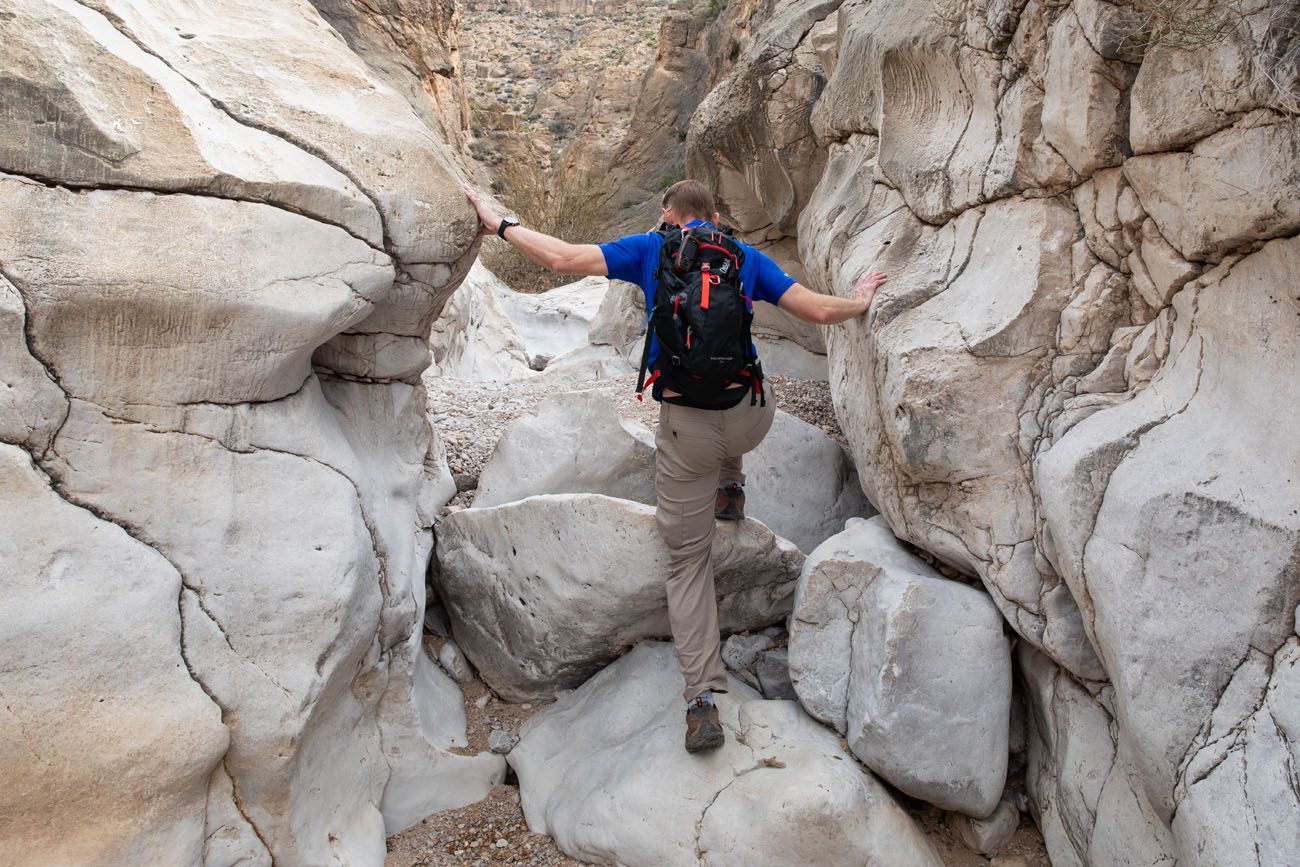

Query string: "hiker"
[[463, 179, 886, 753]]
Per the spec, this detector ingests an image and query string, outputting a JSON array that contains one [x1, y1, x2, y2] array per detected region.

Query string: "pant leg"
[[655, 402, 731, 702], [723, 381, 777, 460], [719, 454, 744, 487]]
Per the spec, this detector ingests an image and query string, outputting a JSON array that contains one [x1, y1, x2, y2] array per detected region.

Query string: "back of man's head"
[[662, 179, 717, 223]]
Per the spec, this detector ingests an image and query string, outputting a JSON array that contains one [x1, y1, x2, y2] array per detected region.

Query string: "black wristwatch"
[[497, 218, 519, 239]]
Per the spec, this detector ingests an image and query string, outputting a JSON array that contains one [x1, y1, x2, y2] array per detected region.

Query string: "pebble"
[[475, 693, 492, 709], [489, 728, 514, 754]]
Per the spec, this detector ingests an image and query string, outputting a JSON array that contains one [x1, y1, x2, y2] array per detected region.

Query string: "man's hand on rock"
[[853, 271, 887, 314], [463, 184, 501, 237]]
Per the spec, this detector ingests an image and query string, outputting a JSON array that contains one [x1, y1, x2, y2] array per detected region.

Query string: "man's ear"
[[712, 211, 721, 225]]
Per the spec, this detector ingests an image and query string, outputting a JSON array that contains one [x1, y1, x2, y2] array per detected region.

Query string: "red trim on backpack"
[[701, 263, 711, 309], [636, 369, 662, 402], [697, 243, 740, 268]]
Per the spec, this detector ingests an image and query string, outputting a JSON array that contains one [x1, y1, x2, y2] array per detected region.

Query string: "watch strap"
[[497, 218, 519, 239]]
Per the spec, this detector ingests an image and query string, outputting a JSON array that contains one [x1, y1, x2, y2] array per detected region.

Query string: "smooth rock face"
[[474, 392, 870, 552], [497, 275, 608, 361], [744, 408, 874, 553], [474, 390, 657, 508], [436, 494, 804, 701], [429, 263, 534, 382], [0, 444, 228, 866], [788, 517, 1011, 817], [508, 641, 944, 867], [0, 0, 501, 860], [587, 278, 646, 350]]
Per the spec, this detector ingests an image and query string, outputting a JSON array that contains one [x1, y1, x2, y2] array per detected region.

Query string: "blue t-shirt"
[[599, 221, 796, 379]]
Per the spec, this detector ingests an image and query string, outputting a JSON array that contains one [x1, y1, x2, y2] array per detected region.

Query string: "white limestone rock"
[[534, 343, 637, 385], [2, 176, 390, 407], [587, 277, 646, 349], [0, 0, 381, 244], [947, 798, 1021, 855], [754, 335, 829, 382], [0, 274, 66, 454], [745, 409, 874, 553], [1124, 117, 1300, 262], [1019, 646, 1177, 866], [1, 0, 500, 860], [801, 182, 1105, 681], [428, 263, 534, 382], [1035, 237, 1300, 861], [474, 392, 870, 553], [0, 444, 229, 865], [788, 517, 1011, 817], [474, 390, 657, 508], [438, 640, 476, 684], [497, 275, 607, 361], [1041, 0, 1139, 177], [508, 641, 943, 867], [436, 494, 804, 701], [721, 633, 775, 671]]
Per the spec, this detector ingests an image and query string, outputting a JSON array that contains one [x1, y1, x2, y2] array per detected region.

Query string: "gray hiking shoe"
[[685, 702, 724, 753], [715, 482, 745, 521]]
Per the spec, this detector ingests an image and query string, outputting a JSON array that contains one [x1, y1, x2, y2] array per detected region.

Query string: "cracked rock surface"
[[1, 0, 502, 863], [689, 0, 1300, 862], [436, 494, 804, 701], [508, 641, 944, 867]]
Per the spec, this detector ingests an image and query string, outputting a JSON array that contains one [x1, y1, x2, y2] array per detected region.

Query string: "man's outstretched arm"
[[777, 272, 887, 325], [464, 185, 608, 277]]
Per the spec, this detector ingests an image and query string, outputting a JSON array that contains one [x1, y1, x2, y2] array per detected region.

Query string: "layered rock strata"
[[689, 0, 1300, 862]]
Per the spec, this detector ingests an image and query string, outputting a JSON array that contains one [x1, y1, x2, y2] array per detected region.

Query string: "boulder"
[[744, 409, 874, 553], [721, 633, 775, 671], [508, 641, 944, 867], [947, 798, 1021, 855], [755, 648, 798, 701], [587, 278, 646, 349], [497, 275, 608, 361], [474, 391, 871, 553], [788, 516, 1011, 817], [436, 494, 804, 701], [438, 640, 476, 684], [429, 263, 534, 381], [754, 335, 829, 382], [473, 391, 657, 508], [1019, 646, 1177, 866], [534, 343, 637, 385]]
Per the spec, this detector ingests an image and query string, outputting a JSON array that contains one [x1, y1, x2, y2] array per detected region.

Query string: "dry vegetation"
[[480, 162, 614, 293]]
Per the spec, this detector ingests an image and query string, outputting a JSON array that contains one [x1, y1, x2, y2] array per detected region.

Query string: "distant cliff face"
[[465, 0, 640, 12], [689, 0, 1300, 863]]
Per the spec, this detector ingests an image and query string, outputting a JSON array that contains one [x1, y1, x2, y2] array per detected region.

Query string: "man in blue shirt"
[[464, 180, 885, 753]]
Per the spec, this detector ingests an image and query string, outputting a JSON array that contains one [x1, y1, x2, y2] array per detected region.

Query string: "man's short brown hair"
[[661, 179, 717, 221]]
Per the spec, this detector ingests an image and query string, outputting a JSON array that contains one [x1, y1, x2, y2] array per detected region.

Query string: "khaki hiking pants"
[[655, 383, 776, 703]]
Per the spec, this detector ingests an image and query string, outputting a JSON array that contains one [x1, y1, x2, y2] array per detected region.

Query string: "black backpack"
[[636, 223, 765, 407]]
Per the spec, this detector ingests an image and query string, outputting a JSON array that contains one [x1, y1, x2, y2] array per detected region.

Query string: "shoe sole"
[[714, 509, 744, 521], [685, 726, 725, 753]]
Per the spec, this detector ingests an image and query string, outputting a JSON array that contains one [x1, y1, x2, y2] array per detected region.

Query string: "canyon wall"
[[0, 1, 501, 864], [689, 0, 1300, 863]]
